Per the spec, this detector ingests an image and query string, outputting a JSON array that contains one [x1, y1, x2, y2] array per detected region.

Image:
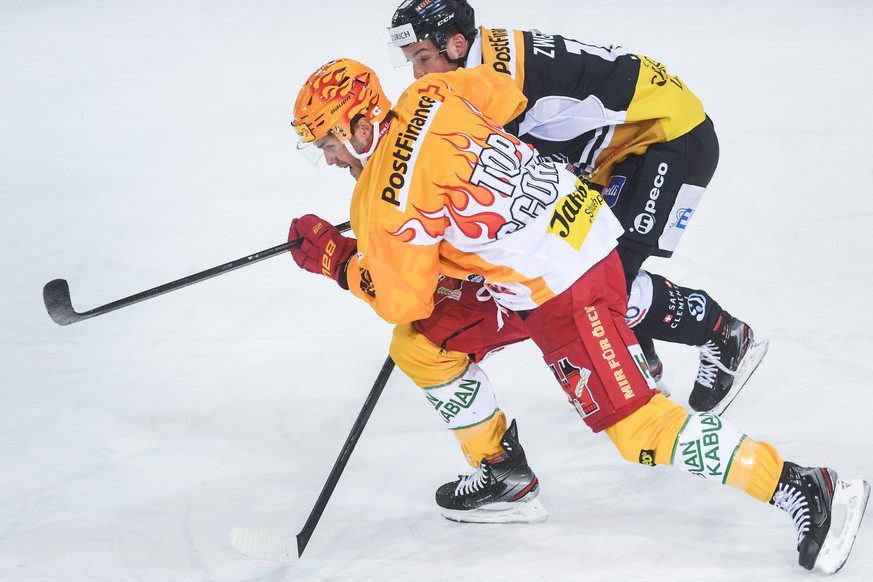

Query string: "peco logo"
[[632, 162, 669, 235]]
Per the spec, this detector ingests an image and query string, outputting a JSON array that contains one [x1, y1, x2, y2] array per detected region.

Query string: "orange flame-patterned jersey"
[[344, 66, 624, 324]]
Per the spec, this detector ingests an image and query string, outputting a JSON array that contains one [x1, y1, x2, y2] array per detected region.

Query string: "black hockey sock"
[[632, 273, 723, 347], [634, 334, 657, 359]]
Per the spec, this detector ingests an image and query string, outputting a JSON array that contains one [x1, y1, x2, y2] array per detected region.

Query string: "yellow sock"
[[454, 411, 507, 466], [726, 438, 784, 502]]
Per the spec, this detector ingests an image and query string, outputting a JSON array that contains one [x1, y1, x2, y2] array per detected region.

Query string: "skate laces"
[[696, 342, 740, 387], [453, 463, 492, 496], [772, 483, 811, 546], [476, 285, 509, 331]]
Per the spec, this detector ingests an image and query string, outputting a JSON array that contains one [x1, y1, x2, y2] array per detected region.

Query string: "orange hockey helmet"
[[292, 59, 392, 145]]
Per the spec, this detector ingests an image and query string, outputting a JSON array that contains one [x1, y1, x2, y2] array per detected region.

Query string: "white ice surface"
[[1, 1, 871, 580]]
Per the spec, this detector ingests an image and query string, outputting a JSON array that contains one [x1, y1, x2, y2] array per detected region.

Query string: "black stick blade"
[[43, 279, 81, 326]]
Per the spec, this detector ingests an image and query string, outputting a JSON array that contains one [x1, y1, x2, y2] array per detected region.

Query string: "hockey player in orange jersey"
[[284, 57, 868, 573]]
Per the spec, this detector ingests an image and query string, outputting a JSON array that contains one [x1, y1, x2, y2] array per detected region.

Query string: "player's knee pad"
[[672, 412, 745, 484], [626, 269, 653, 329], [605, 393, 687, 465], [389, 322, 469, 388], [421, 362, 499, 431], [544, 305, 656, 433]]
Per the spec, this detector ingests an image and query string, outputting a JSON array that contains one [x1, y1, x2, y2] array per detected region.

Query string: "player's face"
[[401, 39, 458, 79], [314, 134, 365, 180]]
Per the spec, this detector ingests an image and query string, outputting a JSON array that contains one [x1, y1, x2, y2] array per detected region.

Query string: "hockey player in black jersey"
[[387, 0, 768, 416], [382, 0, 769, 543]]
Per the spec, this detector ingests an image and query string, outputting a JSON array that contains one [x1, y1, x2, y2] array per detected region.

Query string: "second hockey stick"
[[229, 355, 396, 561], [43, 221, 352, 326]]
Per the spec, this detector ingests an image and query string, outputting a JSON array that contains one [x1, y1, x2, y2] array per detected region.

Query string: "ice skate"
[[770, 461, 871, 573], [436, 419, 547, 524], [688, 312, 768, 415]]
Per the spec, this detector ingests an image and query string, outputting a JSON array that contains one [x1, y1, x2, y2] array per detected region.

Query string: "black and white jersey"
[[466, 27, 706, 185]]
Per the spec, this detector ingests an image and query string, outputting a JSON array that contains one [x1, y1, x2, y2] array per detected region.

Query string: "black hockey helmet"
[[388, 0, 478, 56]]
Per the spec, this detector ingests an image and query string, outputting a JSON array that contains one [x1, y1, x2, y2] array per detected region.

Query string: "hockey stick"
[[43, 221, 352, 326], [229, 355, 396, 562]]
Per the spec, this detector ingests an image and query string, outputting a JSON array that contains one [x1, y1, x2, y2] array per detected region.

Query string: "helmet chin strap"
[[343, 121, 382, 166], [444, 54, 465, 66], [443, 48, 468, 67], [438, 31, 472, 67]]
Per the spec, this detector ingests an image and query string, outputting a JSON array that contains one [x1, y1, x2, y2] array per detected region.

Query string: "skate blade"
[[815, 479, 871, 574], [655, 378, 671, 399], [440, 498, 548, 524], [711, 340, 769, 416]]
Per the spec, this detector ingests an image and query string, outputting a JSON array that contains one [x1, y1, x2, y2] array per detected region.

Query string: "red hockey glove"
[[288, 214, 356, 289]]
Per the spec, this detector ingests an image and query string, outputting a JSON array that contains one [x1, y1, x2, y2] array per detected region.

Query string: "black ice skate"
[[436, 419, 547, 524], [771, 461, 870, 573], [688, 312, 768, 415]]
